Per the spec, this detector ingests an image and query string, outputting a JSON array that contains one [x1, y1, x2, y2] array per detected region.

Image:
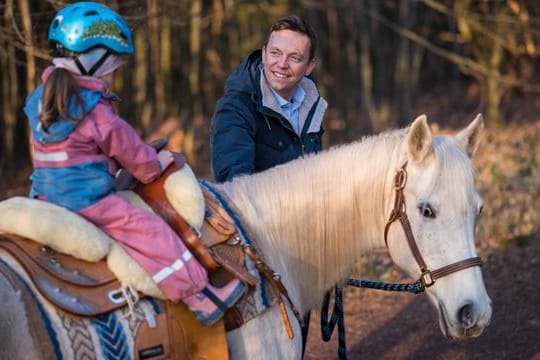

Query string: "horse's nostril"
[[458, 303, 475, 328]]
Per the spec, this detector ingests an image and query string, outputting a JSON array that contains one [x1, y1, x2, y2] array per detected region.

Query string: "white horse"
[[220, 114, 491, 358], [0, 114, 491, 359]]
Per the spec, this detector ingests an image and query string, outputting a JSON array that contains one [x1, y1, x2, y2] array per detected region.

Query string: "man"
[[210, 15, 327, 182]]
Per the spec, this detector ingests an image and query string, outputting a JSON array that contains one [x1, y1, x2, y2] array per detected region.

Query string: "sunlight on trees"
[[0, 0, 538, 176]]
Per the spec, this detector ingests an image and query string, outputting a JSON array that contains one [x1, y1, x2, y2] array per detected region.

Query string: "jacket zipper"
[[261, 108, 307, 154]]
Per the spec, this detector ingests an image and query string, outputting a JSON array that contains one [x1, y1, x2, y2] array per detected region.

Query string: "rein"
[[320, 162, 483, 359]]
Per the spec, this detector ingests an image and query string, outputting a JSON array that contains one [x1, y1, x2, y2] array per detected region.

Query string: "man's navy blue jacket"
[[210, 50, 328, 182]]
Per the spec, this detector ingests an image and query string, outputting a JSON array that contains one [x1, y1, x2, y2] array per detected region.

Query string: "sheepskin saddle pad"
[[0, 163, 205, 315]]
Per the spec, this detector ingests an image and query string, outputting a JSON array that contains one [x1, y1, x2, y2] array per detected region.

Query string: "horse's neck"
[[219, 130, 406, 312]]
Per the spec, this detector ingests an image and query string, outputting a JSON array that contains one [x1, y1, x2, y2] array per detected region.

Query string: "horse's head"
[[385, 114, 492, 340]]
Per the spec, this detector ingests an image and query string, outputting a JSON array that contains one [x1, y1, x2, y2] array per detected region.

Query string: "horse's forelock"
[[432, 135, 478, 214]]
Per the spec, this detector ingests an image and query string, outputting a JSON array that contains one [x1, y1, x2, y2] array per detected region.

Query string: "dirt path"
[[303, 234, 540, 359]]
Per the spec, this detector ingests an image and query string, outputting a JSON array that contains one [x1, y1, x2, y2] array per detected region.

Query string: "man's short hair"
[[264, 15, 317, 61]]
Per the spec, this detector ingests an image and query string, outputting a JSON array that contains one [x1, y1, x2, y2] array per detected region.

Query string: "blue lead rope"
[[320, 283, 347, 359], [346, 278, 425, 294], [320, 278, 425, 359]]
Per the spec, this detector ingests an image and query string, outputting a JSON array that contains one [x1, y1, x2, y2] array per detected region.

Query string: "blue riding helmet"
[[48, 1, 134, 55]]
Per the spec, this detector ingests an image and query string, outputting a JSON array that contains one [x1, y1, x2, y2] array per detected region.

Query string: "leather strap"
[[429, 256, 483, 284], [134, 154, 220, 271], [243, 245, 300, 339]]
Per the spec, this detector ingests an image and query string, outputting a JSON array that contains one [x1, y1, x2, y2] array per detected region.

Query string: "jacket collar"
[[260, 66, 327, 135]]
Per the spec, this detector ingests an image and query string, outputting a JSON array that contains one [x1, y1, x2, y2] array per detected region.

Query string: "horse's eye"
[[478, 205, 483, 216], [418, 203, 436, 218]]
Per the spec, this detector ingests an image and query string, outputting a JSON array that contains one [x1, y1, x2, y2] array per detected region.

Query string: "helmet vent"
[[83, 10, 99, 17], [51, 19, 60, 29], [120, 32, 129, 42]]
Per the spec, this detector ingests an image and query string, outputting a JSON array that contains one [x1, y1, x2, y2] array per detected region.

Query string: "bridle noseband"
[[384, 162, 482, 289]]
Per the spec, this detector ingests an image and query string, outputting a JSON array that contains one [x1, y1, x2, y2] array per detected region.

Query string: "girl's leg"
[[79, 194, 207, 300], [79, 194, 245, 325]]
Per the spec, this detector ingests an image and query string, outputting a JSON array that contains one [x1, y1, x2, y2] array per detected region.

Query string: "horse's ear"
[[407, 114, 434, 164], [456, 113, 484, 157]]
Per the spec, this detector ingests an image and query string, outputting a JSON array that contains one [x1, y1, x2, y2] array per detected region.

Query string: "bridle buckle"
[[420, 269, 435, 287]]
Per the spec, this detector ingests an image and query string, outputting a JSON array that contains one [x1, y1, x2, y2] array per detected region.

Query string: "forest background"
[[0, 1, 539, 357], [1, 0, 538, 176]]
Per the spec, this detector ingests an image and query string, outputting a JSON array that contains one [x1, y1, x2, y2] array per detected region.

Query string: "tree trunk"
[[18, 0, 35, 94], [160, 16, 172, 115], [186, 0, 203, 163], [148, 0, 165, 121], [368, 0, 392, 129], [134, 14, 151, 130], [1, 0, 19, 174], [486, 40, 504, 127], [358, 0, 378, 133], [189, 0, 202, 116], [394, 0, 411, 127]]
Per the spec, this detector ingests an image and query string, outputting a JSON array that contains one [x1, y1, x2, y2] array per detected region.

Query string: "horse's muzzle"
[[438, 300, 492, 340]]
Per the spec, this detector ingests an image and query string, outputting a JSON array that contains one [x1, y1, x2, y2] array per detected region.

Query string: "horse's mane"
[[218, 129, 407, 305]]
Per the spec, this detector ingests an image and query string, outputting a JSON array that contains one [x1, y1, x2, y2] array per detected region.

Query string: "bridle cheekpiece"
[[383, 162, 483, 289]]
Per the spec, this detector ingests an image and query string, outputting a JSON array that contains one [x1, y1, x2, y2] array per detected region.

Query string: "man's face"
[[262, 29, 315, 101]]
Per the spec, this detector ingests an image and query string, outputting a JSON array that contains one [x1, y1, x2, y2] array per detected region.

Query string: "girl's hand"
[[157, 150, 174, 170]]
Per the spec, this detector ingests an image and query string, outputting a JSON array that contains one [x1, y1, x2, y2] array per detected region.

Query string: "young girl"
[[25, 1, 244, 326]]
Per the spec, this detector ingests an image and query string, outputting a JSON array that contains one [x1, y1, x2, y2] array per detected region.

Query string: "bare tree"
[[1, 0, 20, 173]]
